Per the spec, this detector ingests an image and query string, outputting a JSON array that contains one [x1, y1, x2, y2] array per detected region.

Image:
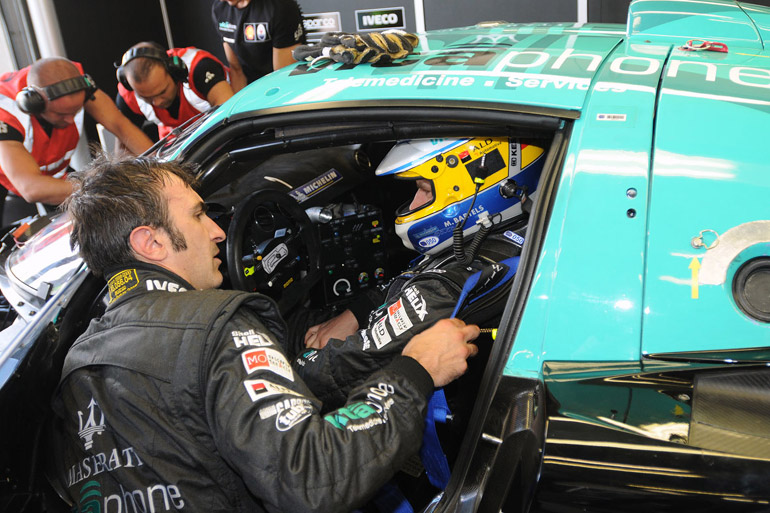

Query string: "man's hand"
[[305, 309, 358, 349], [402, 318, 479, 387]]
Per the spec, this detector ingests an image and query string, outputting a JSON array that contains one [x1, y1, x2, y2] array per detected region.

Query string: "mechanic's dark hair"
[[125, 41, 167, 83], [64, 153, 199, 276]]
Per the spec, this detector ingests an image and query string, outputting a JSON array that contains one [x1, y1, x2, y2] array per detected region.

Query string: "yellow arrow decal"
[[689, 257, 701, 299]]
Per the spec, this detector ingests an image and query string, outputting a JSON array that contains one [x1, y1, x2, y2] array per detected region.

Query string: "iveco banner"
[[355, 7, 406, 32], [302, 12, 342, 43]]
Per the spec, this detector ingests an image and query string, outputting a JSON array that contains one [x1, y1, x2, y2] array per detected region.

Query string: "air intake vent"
[[732, 257, 770, 323]]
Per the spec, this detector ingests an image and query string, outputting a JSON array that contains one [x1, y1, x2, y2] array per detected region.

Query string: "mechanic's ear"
[[129, 225, 167, 263]]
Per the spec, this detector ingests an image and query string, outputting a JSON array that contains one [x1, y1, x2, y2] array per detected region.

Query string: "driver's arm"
[[294, 277, 462, 410], [208, 308, 477, 512], [304, 309, 358, 349]]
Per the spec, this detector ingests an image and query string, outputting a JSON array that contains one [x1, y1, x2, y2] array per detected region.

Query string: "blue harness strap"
[[420, 388, 453, 489], [372, 256, 520, 511], [451, 256, 519, 318], [420, 256, 520, 489], [371, 481, 414, 513]]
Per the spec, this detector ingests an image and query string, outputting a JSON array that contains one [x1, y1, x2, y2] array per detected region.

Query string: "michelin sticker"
[[289, 169, 342, 203]]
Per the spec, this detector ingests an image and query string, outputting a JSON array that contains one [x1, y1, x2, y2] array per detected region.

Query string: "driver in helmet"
[[295, 137, 545, 408]]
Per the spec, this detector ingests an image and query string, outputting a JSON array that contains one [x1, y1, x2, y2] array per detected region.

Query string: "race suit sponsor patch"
[[259, 397, 313, 419], [275, 401, 314, 431], [360, 329, 371, 350], [244, 379, 301, 403], [388, 298, 413, 336], [242, 347, 294, 381], [372, 315, 392, 349], [77, 397, 106, 450], [145, 279, 187, 293], [295, 349, 318, 368], [325, 382, 395, 431], [107, 269, 139, 303], [231, 329, 273, 348], [67, 447, 144, 487], [404, 286, 428, 321]]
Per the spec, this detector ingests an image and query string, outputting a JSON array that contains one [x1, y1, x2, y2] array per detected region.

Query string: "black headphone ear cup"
[[116, 66, 133, 91], [82, 74, 98, 100], [15, 86, 46, 115], [167, 56, 189, 83]]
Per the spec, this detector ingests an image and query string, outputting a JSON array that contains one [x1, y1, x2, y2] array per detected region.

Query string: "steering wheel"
[[227, 189, 321, 314]]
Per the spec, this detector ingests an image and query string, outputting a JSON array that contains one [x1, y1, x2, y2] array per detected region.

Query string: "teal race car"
[[1, 0, 769, 511]]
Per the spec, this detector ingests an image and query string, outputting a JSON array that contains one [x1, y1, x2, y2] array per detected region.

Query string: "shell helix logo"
[[78, 397, 106, 450]]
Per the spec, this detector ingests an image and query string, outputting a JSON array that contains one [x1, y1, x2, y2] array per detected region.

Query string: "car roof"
[[195, 0, 770, 125]]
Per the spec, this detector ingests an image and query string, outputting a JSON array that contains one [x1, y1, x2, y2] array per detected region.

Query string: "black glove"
[[293, 30, 419, 65]]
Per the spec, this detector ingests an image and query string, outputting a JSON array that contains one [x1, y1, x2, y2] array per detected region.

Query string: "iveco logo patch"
[[146, 280, 187, 293], [355, 7, 405, 32]]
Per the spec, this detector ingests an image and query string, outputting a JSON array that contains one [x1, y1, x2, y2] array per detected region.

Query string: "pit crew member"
[[212, 0, 306, 92], [49, 155, 479, 513], [0, 57, 152, 224], [116, 42, 233, 140]]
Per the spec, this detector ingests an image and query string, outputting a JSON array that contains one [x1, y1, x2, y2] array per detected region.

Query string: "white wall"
[[0, 18, 18, 70]]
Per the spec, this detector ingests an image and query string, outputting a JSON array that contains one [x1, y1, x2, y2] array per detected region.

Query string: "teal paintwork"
[[502, 4, 770, 380], [628, 0, 766, 48], [165, 0, 770, 381]]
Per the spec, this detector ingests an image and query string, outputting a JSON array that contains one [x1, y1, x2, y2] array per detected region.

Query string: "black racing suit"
[[295, 228, 524, 410], [50, 263, 434, 513]]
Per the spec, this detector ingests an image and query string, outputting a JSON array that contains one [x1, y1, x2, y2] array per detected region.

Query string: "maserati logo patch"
[[77, 397, 106, 450]]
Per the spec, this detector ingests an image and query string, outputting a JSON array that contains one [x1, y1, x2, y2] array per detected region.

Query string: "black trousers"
[[0, 188, 49, 229]]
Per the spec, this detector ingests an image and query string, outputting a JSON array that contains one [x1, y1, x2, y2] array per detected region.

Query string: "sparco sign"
[[355, 7, 406, 32], [302, 12, 341, 43]]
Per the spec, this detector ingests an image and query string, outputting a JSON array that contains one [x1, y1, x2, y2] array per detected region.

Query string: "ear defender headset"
[[15, 74, 97, 115], [115, 46, 188, 91]]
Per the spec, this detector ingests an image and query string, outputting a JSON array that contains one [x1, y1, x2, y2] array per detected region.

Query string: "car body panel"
[[3, 1, 770, 511], [643, 46, 770, 357], [504, 40, 666, 378], [628, 0, 766, 47]]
